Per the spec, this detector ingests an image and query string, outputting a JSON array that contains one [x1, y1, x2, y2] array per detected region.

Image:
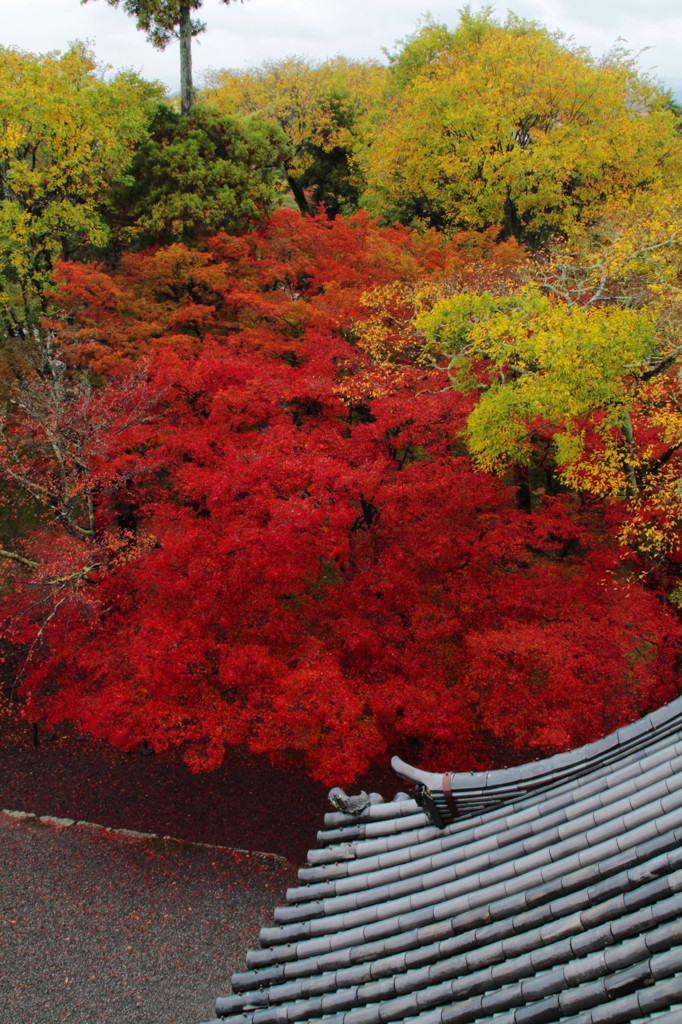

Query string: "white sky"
[[1, 0, 681, 95]]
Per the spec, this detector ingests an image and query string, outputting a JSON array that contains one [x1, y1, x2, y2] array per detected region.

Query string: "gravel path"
[[0, 811, 295, 1024]]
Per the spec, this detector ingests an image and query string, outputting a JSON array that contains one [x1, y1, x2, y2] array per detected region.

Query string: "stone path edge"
[[1, 807, 293, 866]]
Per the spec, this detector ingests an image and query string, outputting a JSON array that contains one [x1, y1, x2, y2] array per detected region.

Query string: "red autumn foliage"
[[50, 210, 524, 369], [2, 211, 679, 784]]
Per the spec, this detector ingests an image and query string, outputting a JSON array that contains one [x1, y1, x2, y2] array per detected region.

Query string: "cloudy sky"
[[1, 0, 681, 95]]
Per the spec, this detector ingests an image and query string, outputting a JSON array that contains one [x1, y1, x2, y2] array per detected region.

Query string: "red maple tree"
[[2, 212, 678, 783]]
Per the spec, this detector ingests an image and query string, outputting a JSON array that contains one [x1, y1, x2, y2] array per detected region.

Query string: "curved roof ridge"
[[278, 744, 682, 923], [293, 738, 682, 897], [393, 696, 682, 826]]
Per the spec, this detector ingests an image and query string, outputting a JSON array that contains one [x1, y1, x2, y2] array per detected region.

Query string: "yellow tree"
[[415, 189, 682, 551], [361, 9, 682, 242], [204, 56, 386, 215], [0, 44, 160, 351], [418, 287, 658, 482]]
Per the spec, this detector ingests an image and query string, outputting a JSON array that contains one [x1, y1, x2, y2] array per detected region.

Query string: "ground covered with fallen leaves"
[[0, 811, 294, 1023], [0, 723, 334, 863]]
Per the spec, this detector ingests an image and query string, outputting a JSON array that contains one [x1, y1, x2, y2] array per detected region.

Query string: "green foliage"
[[418, 286, 657, 482], [383, 15, 455, 90], [294, 95, 363, 217], [113, 105, 288, 247], [0, 43, 160, 346], [204, 56, 386, 216], [84, 0, 212, 47]]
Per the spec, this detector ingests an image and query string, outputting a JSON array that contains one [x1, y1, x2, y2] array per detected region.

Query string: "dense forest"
[[2, 6, 682, 784]]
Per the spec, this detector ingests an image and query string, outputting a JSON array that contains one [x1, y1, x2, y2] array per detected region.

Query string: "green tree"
[[205, 56, 386, 216], [383, 15, 455, 91], [0, 43, 159, 352], [113, 104, 288, 246], [84, 0, 243, 116]]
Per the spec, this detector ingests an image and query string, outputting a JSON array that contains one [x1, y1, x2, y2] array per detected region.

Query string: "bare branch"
[[0, 548, 39, 568]]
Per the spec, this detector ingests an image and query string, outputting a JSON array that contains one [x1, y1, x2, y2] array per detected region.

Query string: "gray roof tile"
[[211, 695, 682, 1024]]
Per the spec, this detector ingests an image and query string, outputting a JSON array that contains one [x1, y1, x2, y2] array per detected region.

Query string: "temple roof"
[[206, 697, 682, 1024]]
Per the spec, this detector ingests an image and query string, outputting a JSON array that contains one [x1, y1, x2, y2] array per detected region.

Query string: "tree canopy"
[[112, 104, 288, 246], [204, 57, 386, 217], [360, 10, 682, 241], [2, 212, 680, 781], [2, 10, 682, 784]]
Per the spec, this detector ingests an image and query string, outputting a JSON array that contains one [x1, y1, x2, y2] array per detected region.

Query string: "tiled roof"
[[207, 697, 682, 1024]]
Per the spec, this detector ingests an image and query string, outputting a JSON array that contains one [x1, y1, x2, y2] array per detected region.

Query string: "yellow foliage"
[[360, 9, 682, 241], [355, 281, 448, 365], [0, 42, 161, 342], [536, 188, 682, 365], [418, 286, 657, 489]]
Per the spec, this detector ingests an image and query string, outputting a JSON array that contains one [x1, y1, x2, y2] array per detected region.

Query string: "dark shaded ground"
[[0, 734, 327, 865], [0, 720, 397, 864], [0, 811, 295, 1024]]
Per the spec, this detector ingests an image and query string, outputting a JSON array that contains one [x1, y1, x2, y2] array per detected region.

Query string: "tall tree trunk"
[[287, 173, 312, 216], [621, 411, 639, 497], [179, 4, 194, 118]]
